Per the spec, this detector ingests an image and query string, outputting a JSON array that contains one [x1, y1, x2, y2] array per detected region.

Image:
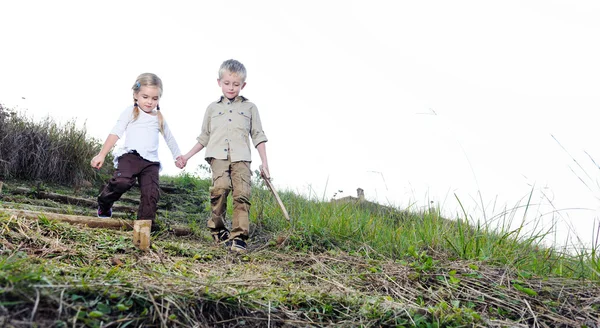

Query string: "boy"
[[178, 59, 270, 253]]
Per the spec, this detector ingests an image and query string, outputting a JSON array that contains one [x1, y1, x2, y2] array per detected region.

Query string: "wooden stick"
[[259, 166, 291, 222]]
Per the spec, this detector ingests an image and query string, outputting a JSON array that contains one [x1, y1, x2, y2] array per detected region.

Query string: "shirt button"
[[225, 138, 228, 142], [229, 110, 232, 113], [228, 119, 232, 122], [224, 149, 227, 152]]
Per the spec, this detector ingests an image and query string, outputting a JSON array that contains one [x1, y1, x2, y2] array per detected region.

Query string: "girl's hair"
[[132, 73, 165, 134], [218, 59, 247, 82]]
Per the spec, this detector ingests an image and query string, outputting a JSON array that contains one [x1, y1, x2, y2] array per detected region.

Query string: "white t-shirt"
[[110, 105, 181, 170]]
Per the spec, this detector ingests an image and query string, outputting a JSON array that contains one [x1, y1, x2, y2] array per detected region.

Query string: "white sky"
[[1, 0, 599, 249]]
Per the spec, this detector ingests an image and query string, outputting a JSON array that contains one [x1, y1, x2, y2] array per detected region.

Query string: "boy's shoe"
[[231, 238, 247, 253], [97, 207, 112, 218], [212, 229, 232, 247]]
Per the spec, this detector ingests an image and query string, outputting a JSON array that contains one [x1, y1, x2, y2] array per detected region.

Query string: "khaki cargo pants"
[[208, 157, 252, 240]]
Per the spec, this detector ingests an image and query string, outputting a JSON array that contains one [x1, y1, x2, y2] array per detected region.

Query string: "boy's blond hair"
[[219, 59, 247, 82]]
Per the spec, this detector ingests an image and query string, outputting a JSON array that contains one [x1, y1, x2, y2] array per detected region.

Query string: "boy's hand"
[[91, 154, 105, 169], [260, 164, 271, 180]]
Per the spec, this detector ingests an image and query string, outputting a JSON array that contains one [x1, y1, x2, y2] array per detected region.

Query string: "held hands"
[[90, 154, 105, 169], [175, 155, 187, 169]]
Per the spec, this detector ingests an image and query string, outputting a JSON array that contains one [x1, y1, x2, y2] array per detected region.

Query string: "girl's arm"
[[161, 120, 182, 159], [91, 134, 119, 169], [256, 142, 270, 179]]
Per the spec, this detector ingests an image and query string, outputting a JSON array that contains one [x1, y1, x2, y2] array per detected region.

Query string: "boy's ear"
[[241, 82, 246, 90], [217, 79, 221, 86]]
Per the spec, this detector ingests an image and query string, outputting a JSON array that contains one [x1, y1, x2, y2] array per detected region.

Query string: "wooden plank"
[[133, 220, 152, 250], [0, 208, 192, 236]]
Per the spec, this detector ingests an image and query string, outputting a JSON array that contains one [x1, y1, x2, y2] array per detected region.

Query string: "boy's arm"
[[182, 142, 205, 162], [196, 105, 213, 149], [179, 105, 212, 167], [91, 134, 119, 169], [250, 105, 268, 147], [256, 142, 270, 179], [250, 104, 269, 178]]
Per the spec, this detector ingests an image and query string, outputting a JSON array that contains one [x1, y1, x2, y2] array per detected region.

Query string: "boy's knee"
[[233, 193, 251, 205], [210, 187, 229, 204]]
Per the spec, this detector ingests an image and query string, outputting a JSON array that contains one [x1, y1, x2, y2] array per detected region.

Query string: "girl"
[[90, 73, 183, 223]]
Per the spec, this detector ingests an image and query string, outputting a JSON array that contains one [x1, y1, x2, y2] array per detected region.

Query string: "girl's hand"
[[91, 154, 105, 169], [175, 156, 187, 169]]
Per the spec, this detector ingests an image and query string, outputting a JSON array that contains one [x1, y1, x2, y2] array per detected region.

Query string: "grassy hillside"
[[1, 106, 599, 327], [1, 176, 599, 327]]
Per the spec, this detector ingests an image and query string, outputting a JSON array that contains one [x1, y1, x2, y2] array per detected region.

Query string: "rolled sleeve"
[[250, 105, 268, 147], [196, 105, 212, 147]]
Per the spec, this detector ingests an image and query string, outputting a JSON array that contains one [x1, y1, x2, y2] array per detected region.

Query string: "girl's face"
[[135, 86, 160, 112], [218, 71, 246, 100]]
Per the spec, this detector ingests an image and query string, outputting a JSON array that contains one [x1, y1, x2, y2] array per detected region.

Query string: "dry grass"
[[0, 104, 112, 186], [1, 211, 599, 327]]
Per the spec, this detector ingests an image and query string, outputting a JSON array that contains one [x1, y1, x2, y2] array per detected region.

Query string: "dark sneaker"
[[231, 238, 247, 253], [97, 206, 112, 218], [212, 229, 232, 246]]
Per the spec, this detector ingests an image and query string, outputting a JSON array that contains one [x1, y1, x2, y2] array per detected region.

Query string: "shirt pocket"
[[235, 110, 252, 132], [210, 110, 227, 128]]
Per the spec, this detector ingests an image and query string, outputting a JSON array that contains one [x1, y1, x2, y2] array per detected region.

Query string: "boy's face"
[[218, 71, 246, 99]]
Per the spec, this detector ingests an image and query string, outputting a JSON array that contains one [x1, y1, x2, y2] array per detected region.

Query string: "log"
[[0, 208, 192, 236], [10, 187, 136, 212], [159, 184, 184, 193], [0, 201, 132, 218], [12, 187, 96, 206]]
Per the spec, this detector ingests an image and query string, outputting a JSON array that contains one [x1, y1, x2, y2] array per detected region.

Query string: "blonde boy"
[[179, 59, 270, 252]]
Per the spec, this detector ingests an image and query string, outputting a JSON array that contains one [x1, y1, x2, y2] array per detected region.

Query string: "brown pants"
[[208, 157, 252, 239], [98, 152, 160, 220]]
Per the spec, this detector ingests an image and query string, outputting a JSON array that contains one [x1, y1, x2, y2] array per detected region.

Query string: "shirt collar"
[[217, 95, 248, 103]]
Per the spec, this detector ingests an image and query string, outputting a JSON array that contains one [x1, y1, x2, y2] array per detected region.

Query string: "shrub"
[[0, 104, 112, 186]]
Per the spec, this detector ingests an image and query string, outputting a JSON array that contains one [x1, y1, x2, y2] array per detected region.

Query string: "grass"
[[1, 107, 600, 326], [256, 181, 600, 282], [1, 199, 599, 327]]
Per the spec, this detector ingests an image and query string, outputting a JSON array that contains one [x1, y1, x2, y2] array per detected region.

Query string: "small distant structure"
[[331, 187, 400, 217], [357, 188, 364, 201], [332, 188, 365, 204]]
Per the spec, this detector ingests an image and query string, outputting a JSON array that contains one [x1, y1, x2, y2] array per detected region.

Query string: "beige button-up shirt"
[[197, 96, 268, 162]]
